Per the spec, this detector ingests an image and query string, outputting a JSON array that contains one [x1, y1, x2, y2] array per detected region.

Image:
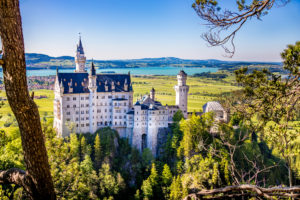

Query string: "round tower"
[[174, 70, 189, 118], [75, 36, 86, 72]]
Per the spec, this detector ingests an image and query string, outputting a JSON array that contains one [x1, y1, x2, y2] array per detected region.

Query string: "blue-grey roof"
[[57, 72, 132, 94], [77, 37, 84, 54], [178, 70, 187, 76], [126, 110, 134, 115], [90, 61, 96, 76], [203, 101, 224, 113]]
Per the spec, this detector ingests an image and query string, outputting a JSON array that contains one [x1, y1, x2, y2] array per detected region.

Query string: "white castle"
[[53, 37, 189, 156]]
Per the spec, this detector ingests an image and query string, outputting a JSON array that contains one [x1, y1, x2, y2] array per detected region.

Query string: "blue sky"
[[19, 0, 300, 61]]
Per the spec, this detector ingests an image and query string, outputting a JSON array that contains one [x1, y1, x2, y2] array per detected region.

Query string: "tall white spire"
[[75, 34, 86, 72]]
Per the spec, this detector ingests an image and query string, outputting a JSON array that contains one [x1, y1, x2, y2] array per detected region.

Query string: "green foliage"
[[99, 163, 125, 199], [169, 176, 187, 200], [94, 133, 102, 170], [178, 113, 214, 158], [162, 164, 172, 186], [234, 41, 300, 186]]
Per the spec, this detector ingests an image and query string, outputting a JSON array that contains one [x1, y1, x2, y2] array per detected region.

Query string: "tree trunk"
[[0, 0, 56, 199]]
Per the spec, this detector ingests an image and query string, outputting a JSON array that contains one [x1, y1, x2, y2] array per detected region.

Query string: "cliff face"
[[156, 127, 171, 157]]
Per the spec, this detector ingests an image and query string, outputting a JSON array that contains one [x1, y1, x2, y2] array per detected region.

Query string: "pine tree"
[[80, 136, 87, 161], [162, 164, 172, 186], [94, 134, 102, 170], [141, 178, 153, 200], [70, 133, 80, 162], [149, 163, 158, 185], [170, 176, 186, 200]]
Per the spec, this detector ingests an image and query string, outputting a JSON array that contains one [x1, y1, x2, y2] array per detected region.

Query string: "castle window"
[[119, 122, 121, 125], [73, 105, 76, 108], [86, 104, 89, 107], [67, 105, 70, 108], [76, 124, 78, 127], [76, 111, 79, 114], [86, 117, 89, 120], [86, 111, 88, 114], [102, 96, 105, 99], [97, 96, 99, 99], [109, 109, 112, 112], [86, 123, 89, 126], [115, 122, 117, 125], [76, 118, 79, 121], [81, 104, 84, 107], [115, 116, 117, 119], [81, 117, 84, 120], [108, 96, 112, 99], [100, 122, 103, 125], [109, 103, 112, 106], [119, 116, 122, 119], [124, 102, 127, 106], [73, 97, 76, 100], [81, 97, 84, 100], [105, 109, 107, 112], [124, 116, 126, 119], [81, 111, 84, 114], [67, 112, 70, 115], [67, 97, 70, 101], [124, 122, 126, 125], [85, 97, 89, 100], [81, 124, 84, 127], [66, 118, 70, 121], [97, 109, 100, 113]]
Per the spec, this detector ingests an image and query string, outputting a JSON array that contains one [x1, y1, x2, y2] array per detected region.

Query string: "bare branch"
[[184, 184, 300, 200], [193, 0, 290, 57]]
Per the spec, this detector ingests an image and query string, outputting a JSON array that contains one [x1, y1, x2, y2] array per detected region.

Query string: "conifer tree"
[[161, 164, 172, 186], [80, 136, 87, 161], [94, 134, 102, 170]]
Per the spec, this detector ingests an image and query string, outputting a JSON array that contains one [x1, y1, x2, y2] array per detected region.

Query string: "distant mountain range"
[[24, 53, 282, 72]]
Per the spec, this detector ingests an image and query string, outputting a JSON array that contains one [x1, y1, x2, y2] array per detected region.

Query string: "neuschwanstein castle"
[[53, 37, 226, 156]]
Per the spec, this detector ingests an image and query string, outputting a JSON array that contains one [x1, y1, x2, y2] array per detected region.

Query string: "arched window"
[[141, 134, 147, 151]]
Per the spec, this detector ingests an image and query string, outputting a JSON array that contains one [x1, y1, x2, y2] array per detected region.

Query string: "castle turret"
[[88, 61, 97, 133], [150, 87, 155, 101], [174, 70, 189, 118], [75, 36, 86, 72]]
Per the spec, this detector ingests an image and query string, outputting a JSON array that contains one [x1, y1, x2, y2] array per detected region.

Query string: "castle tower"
[[150, 87, 155, 100], [75, 36, 86, 72], [88, 61, 97, 133], [174, 70, 189, 118]]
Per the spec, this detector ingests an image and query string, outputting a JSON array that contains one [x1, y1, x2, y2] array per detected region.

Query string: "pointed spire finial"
[[77, 33, 84, 54], [90, 58, 96, 76]]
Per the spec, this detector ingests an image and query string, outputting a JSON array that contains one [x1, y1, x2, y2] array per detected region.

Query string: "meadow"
[[0, 72, 239, 131]]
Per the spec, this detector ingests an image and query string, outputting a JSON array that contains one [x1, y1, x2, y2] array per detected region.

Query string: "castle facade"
[[53, 38, 189, 156]]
